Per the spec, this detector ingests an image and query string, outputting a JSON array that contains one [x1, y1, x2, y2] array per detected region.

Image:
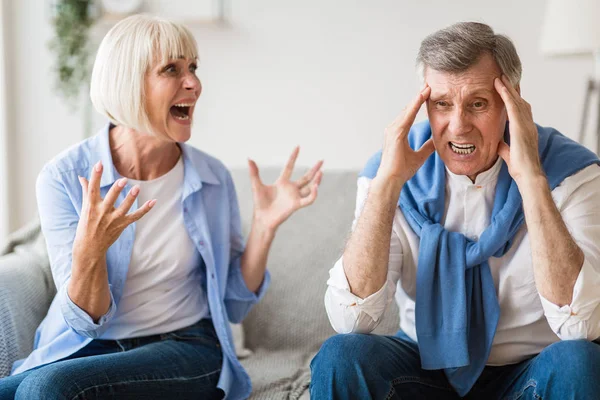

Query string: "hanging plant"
[[48, 0, 96, 107]]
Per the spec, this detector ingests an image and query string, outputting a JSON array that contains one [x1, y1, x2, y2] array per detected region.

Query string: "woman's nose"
[[184, 75, 201, 93]]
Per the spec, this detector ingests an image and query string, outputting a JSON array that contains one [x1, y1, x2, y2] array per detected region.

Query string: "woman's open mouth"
[[449, 141, 476, 155], [170, 103, 193, 121]]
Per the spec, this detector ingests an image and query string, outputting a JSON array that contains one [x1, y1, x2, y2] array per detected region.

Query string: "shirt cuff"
[[326, 257, 393, 323], [59, 282, 117, 338], [226, 266, 271, 304], [540, 258, 599, 339]]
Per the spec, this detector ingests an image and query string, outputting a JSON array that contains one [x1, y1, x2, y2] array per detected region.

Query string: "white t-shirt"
[[101, 156, 209, 339]]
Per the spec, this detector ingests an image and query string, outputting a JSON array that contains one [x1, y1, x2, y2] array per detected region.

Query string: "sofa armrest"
[[0, 222, 55, 378]]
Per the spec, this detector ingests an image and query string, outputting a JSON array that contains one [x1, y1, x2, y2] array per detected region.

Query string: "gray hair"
[[416, 22, 522, 86]]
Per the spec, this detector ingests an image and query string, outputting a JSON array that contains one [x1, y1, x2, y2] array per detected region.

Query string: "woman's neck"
[[109, 125, 181, 181]]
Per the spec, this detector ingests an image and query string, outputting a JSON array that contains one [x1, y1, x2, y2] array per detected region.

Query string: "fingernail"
[[148, 199, 157, 208], [95, 161, 102, 172], [117, 178, 127, 188], [130, 185, 140, 196]]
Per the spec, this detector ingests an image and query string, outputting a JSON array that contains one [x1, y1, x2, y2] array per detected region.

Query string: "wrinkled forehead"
[[425, 58, 502, 98]]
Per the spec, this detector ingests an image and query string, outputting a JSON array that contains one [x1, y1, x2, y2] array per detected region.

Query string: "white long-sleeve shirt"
[[325, 158, 600, 366]]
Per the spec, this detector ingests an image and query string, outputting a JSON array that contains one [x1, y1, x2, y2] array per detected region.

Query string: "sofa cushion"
[[0, 220, 56, 377], [230, 168, 400, 398]]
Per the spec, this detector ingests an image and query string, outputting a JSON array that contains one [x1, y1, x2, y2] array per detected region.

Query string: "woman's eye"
[[163, 64, 177, 73]]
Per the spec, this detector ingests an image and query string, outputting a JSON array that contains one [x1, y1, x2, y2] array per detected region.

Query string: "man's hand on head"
[[376, 85, 436, 189], [494, 75, 544, 186]]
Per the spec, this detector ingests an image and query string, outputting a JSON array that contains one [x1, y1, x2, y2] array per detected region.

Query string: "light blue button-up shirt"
[[12, 124, 270, 400]]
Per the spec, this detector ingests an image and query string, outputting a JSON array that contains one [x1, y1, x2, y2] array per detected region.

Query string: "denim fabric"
[[310, 330, 600, 400], [14, 124, 270, 399], [0, 319, 223, 400]]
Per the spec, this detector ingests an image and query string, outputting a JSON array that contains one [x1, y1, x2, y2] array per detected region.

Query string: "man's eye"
[[435, 101, 449, 107], [189, 64, 198, 73], [473, 101, 487, 109]]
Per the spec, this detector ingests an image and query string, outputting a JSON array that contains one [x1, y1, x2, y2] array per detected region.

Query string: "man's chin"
[[443, 159, 483, 178]]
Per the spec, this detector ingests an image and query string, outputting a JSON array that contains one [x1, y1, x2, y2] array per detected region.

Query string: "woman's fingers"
[[279, 146, 300, 181], [78, 176, 89, 202], [103, 178, 128, 209], [124, 199, 157, 225], [114, 185, 141, 217], [295, 160, 324, 188], [299, 183, 319, 208], [87, 161, 104, 203], [248, 159, 263, 190], [299, 170, 323, 201]]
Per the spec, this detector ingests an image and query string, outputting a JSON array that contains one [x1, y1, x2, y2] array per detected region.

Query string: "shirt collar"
[[179, 142, 221, 199], [89, 124, 119, 188], [445, 155, 504, 187], [90, 123, 221, 192]]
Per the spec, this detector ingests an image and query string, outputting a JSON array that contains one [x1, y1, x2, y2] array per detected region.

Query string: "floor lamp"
[[540, 0, 600, 154]]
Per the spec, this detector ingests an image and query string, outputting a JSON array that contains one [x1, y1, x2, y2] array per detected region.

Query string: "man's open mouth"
[[449, 141, 476, 155]]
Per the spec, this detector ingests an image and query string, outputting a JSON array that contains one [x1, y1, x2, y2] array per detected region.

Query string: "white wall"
[[0, 0, 10, 242], [6, 0, 593, 232]]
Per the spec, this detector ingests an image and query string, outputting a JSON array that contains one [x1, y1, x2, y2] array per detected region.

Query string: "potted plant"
[[48, 0, 97, 106]]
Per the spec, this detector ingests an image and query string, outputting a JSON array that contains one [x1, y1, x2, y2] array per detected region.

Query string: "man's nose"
[[448, 108, 472, 135]]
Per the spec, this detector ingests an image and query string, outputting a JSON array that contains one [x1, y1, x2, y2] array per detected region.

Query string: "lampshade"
[[540, 0, 600, 56]]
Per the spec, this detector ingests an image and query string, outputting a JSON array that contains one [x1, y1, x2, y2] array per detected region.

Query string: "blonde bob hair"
[[90, 14, 198, 134]]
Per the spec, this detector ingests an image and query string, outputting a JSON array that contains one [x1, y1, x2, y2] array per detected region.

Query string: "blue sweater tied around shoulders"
[[359, 120, 599, 396]]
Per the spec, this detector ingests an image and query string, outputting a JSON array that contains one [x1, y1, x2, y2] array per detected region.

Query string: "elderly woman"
[[0, 14, 322, 400]]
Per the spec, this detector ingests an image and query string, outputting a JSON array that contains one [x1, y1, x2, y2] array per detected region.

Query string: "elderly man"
[[310, 22, 600, 399]]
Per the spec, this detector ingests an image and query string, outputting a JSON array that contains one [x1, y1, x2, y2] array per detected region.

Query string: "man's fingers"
[[501, 74, 522, 99], [125, 199, 157, 225], [415, 138, 436, 164], [279, 146, 300, 181], [295, 160, 324, 188], [497, 141, 511, 166], [494, 77, 519, 119], [398, 86, 431, 138], [103, 178, 128, 209], [87, 161, 103, 203], [405, 86, 431, 122]]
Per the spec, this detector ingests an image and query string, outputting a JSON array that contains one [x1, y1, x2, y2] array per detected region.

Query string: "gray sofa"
[[0, 168, 400, 399]]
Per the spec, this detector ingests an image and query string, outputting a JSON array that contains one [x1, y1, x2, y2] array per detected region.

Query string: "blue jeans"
[[310, 330, 600, 399], [0, 319, 224, 400]]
